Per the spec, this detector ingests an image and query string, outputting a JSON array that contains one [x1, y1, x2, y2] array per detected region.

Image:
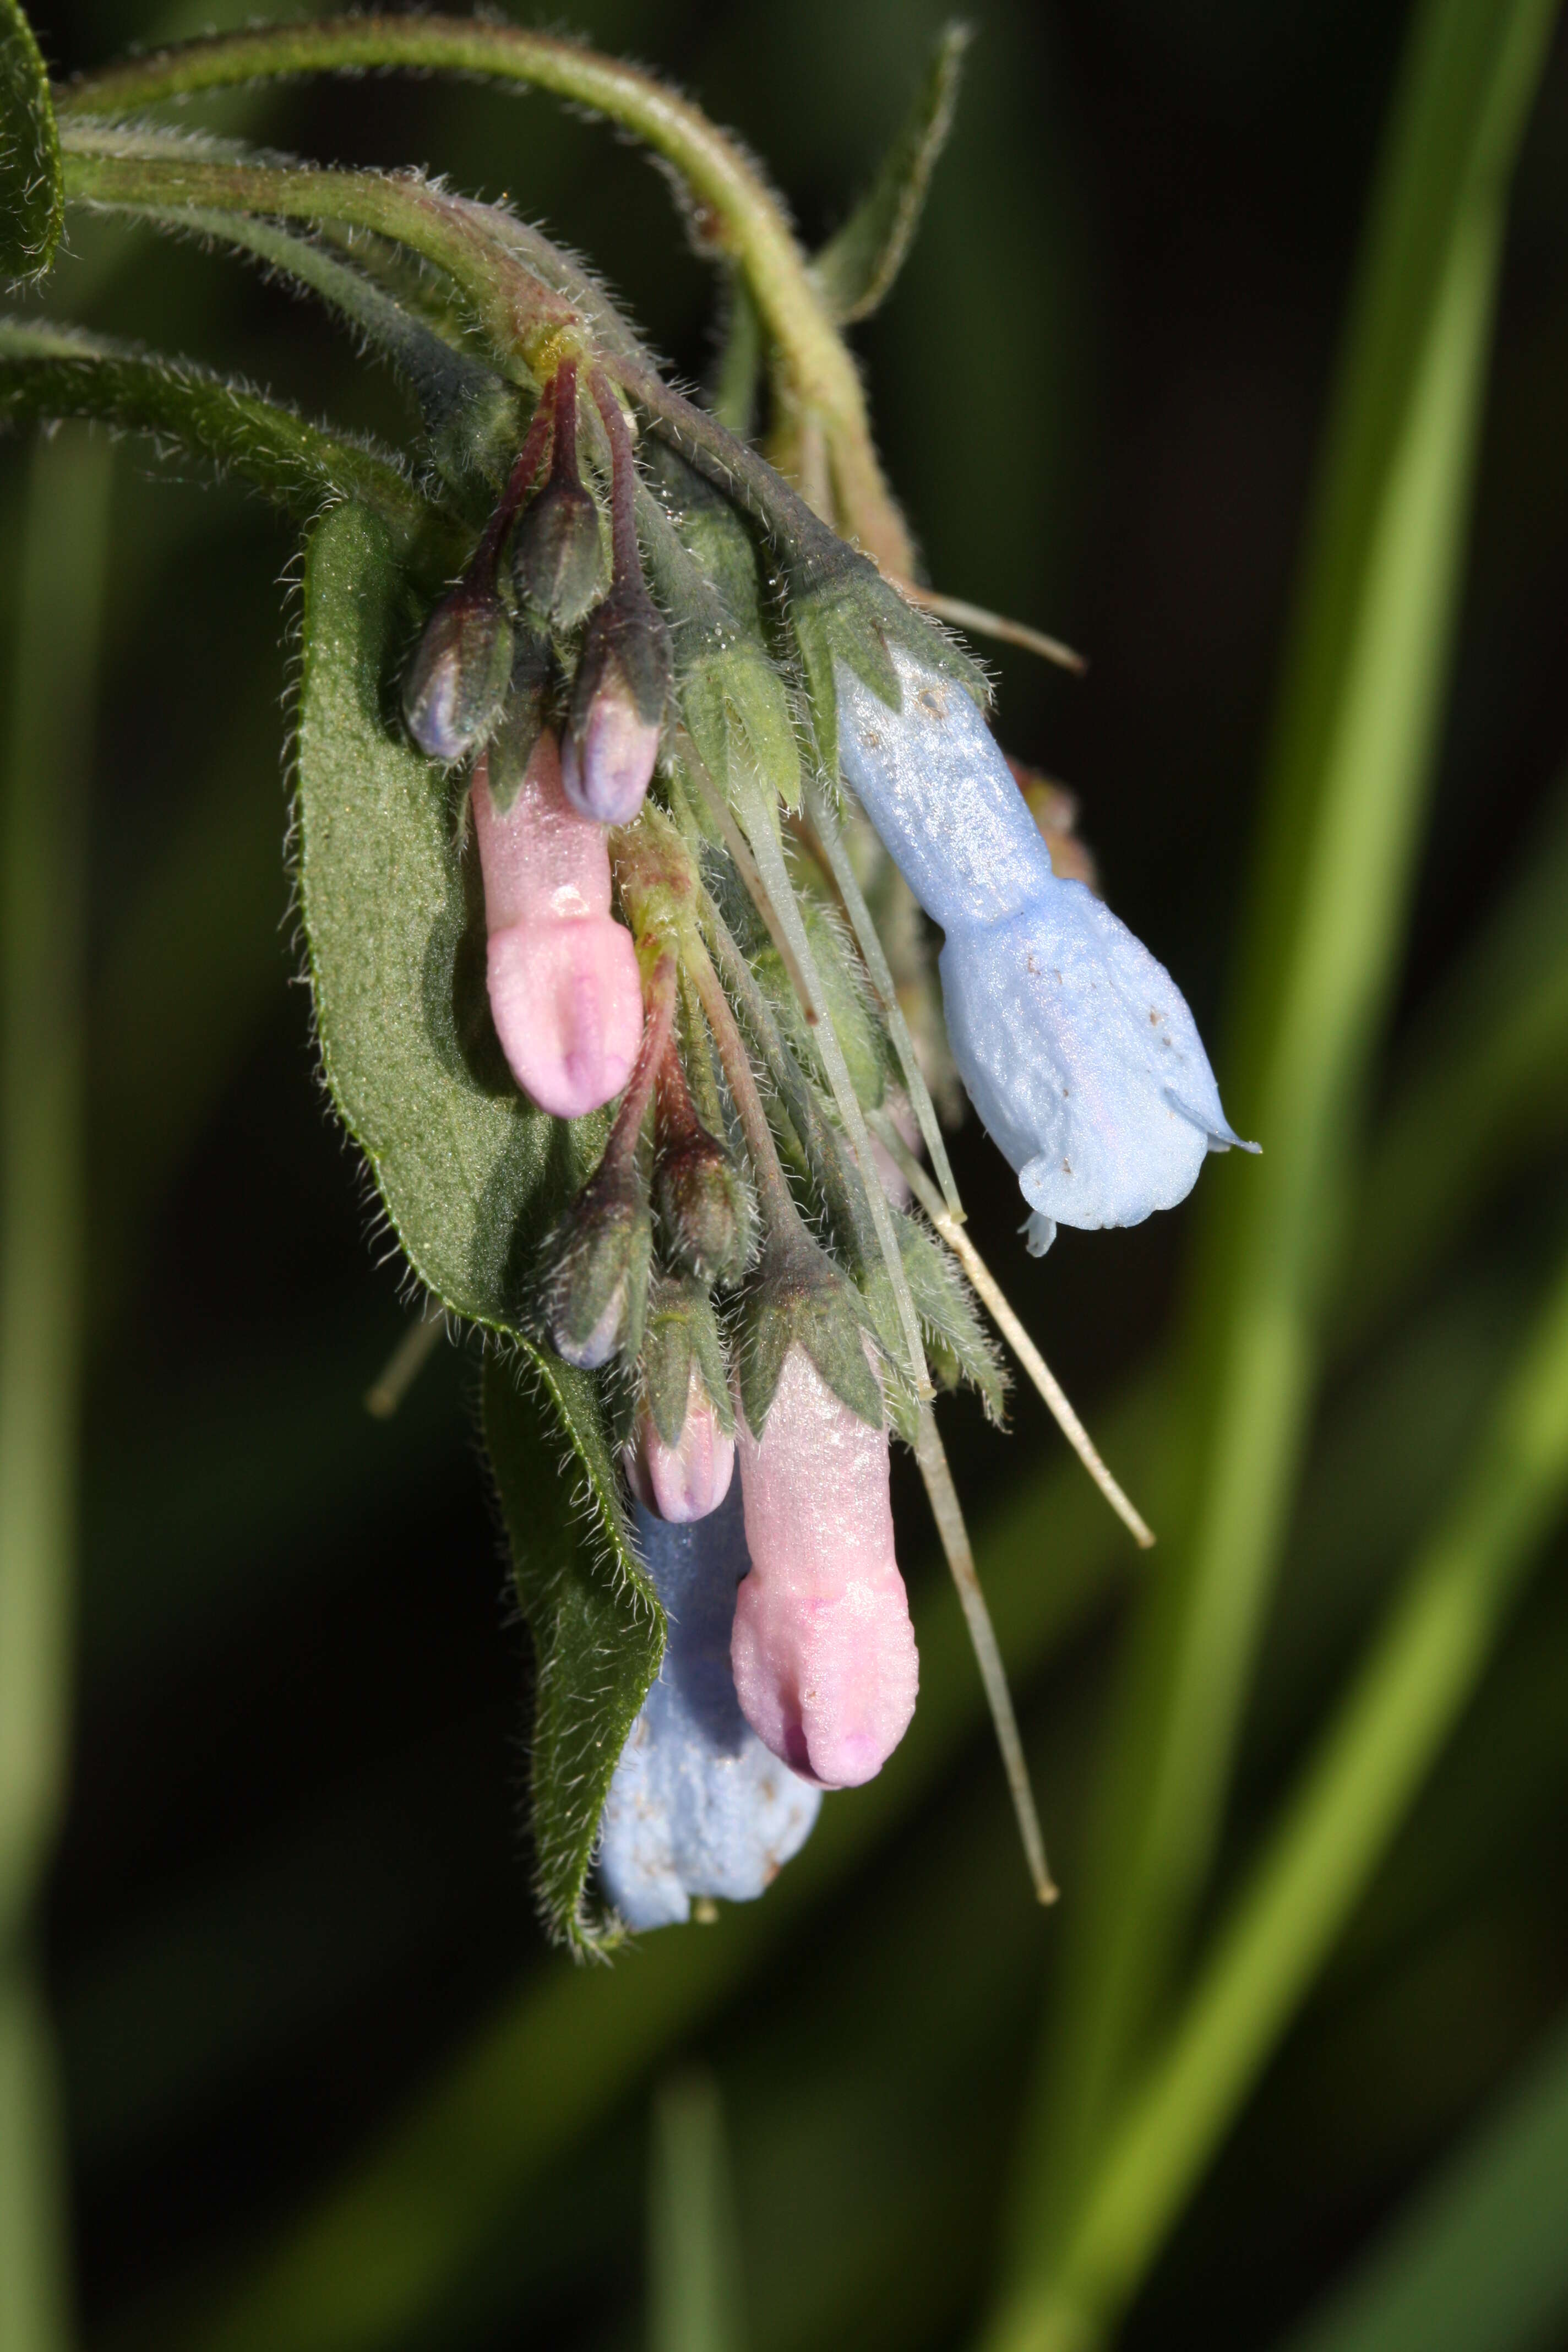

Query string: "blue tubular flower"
[[835, 643, 1256, 1253], [597, 1484, 822, 1929]]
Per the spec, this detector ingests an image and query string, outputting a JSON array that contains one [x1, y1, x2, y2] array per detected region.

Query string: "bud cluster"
[[391, 340, 1250, 1933]]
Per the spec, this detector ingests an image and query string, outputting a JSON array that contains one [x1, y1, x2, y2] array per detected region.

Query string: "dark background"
[[8, 1, 1568, 2345]]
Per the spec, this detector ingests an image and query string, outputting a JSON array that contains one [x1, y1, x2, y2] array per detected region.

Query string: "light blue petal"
[[597, 1485, 822, 1931], [835, 646, 1255, 1235]]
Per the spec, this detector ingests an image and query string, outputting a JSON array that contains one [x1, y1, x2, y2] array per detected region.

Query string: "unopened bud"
[[731, 1343, 918, 1788], [472, 737, 644, 1119], [655, 1130, 752, 1287], [625, 1370, 735, 1523], [561, 582, 672, 824], [511, 472, 604, 628], [402, 578, 513, 762], [539, 1168, 651, 1370]]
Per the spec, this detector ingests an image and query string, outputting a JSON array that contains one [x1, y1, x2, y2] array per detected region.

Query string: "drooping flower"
[[597, 1484, 822, 1930], [731, 1342, 918, 1789], [834, 640, 1256, 1253], [470, 733, 644, 1119]]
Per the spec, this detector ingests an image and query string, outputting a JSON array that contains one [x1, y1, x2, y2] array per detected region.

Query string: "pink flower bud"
[[471, 734, 643, 1118], [625, 1371, 736, 1524], [731, 1346, 918, 1789]]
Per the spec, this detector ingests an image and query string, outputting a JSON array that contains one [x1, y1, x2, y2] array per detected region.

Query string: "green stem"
[[57, 16, 911, 570], [981, 1224, 1568, 2352], [1019, 0, 1560, 2252], [59, 128, 572, 374], [0, 426, 113, 2352]]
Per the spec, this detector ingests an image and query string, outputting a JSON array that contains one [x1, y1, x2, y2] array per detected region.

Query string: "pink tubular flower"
[[731, 1346, 918, 1789], [624, 1371, 736, 1524], [471, 733, 644, 1118]]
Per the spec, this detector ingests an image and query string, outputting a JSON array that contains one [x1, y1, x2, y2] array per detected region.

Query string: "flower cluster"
[[398, 351, 1248, 1929]]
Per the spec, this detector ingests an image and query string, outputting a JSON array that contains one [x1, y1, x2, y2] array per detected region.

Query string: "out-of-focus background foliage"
[[4, 2, 1568, 2348]]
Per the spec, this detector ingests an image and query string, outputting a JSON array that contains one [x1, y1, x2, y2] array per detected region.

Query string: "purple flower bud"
[[597, 1483, 822, 1930], [540, 1174, 652, 1370], [509, 357, 605, 628], [655, 1128, 752, 1288], [625, 1370, 736, 1523], [560, 583, 671, 823], [402, 579, 513, 763]]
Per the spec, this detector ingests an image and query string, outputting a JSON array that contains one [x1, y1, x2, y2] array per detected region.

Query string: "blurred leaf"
[[483, 1350, 661, 1954], [1340, 776, 1568, 1353], [647, 2072, 745, 2352], [0, 320, 433, 533], [810, 23, 970, 326], [1026, 0, 1562, 2251], [994, 1219, 1568, 2351], [0, 0, 61, 284], [1276, 2007, 1568, 2352], [1, 422, 110, 2352]]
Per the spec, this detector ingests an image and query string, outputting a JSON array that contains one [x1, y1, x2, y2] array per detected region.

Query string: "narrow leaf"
[[0, 0, 61, 283], [811, 23, 970, 324], [482, 1351, 662, 1953], [0, 319, 434, 536]]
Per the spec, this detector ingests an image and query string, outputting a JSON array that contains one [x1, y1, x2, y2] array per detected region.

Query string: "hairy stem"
[[58, 15, 911, 567]]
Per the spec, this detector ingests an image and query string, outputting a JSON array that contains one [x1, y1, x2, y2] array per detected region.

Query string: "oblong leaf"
[[0, 319, 434, 535], [0, 0, 62, 283], [296, 500, 661, 1947], [810, 23, 970, 325], [483, 1350, 662, 1953]]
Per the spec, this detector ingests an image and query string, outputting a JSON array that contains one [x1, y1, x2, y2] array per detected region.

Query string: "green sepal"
[[537, 1175, 653, 1370], [0, 319, 445, 544], [641, 1276, 732, 1447], [680, 647, 803, 819], [296, 500, 600, 1324], [754, 895, 889, 1112], [811, 23, 970, 325], [482, 1346, 663, 1956], [0, 0, 61, 284], [485, 627, 554, 812], [645, 439, 769, 633], [788, 550, 988, 783], [737, 1233, 883, 1436]]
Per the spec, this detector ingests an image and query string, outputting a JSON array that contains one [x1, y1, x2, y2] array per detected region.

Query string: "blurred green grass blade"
[[0, 428, 112, 2351], [984, 1222, 1568, 2352], [1025, 0, 1561, 2242], [138, 1378, 1159, 2352], [1337, 776, 1568, 1354], [648, 2073, 745, 2352], [1275, 2008, 1568, 2352], [0, 1976, 73, 2352]]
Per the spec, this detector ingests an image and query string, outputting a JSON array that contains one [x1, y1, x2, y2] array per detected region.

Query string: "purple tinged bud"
[[511, 473, 604, 628], [655, 1130, 752, 1288], [624, 1371, 736, 1523], [561, 583, 672, 823], [402, 579, 513, 763]]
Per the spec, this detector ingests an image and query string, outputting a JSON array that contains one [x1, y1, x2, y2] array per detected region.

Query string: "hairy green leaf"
[[0, 319, 435, 536], [0, 0, 61, 284], [296, 500, 584, 1324], [296, 501, 658, 1946], [483, 1349, 662, 1954], [811, 23, 970, 325]]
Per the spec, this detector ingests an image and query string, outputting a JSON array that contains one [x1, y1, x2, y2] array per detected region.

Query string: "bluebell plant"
[[2, 10, 1252, 1950]]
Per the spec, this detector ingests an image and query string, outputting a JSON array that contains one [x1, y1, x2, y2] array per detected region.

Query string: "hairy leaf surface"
[[484, 1350, 663, 1952], [0, 0, 61, 282]]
